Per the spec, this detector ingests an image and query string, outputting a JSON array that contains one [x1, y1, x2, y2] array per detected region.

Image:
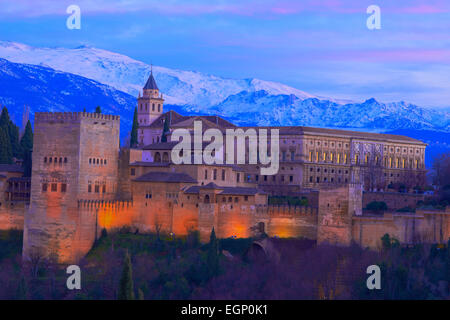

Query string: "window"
[[44, 157, 47, 163], [310, 176, 313, 182], [131, 168, 136, 176], [59, 157, 63, 163], [264, 175, 267, 181], [255, 175, 259, 182], [61, 183, 67, 193], [234, 197, 238, 203], [49, 157, 52, 163], [104, 159, 107, 165], [88, 185, 92, 193], [51, 183, 57, 192], [236, 173, 240, 182], [64, 157, 68, 163], [291, 151, 295, 161], [289, 175, 293, 182], [213, 169, 217, 180], [42, 183, 48, 192], [95, 185, 100, 193], [102, 185, 106, 193], [222, 169, 225, 181], [244, 196, 248, 201], [205, 170, 208, 180]]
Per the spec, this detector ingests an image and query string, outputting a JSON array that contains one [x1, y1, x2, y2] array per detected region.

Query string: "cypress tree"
[[118, 251, 135, 300], [161, 114, 170, 143], [0, 107, 21, 158], [0, 127, 12, 164], [20, 120, 33, 153], [19, 120, 33, 176], [95, 106, 101, 113], [207, 227, 219, 277], [130, 106, 138, 147]]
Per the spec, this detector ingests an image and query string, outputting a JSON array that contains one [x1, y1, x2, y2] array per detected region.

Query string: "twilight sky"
[[0, 0, 449, 108]]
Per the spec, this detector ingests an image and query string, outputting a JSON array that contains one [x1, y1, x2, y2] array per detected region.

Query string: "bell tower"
[[137, 68, 164, 127]]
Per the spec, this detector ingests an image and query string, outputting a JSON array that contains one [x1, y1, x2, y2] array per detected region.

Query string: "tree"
[[20, 120, 33, 176], [366, 201, 387, 212], [161, 114, 170, 143], [20, 120, 33, 152], [0, 107, 21, 158], [130, 106, 138, 147], [95, 106, 101, 114], [118, 251, 135, 300], [0, 127, 12, 164], [207, 227, 219, 277]]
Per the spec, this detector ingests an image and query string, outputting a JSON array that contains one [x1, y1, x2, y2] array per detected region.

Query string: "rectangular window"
[[222, 169, 225, 181], [131, 168, 135, 176], [291, 151, 295, 161], [102, 185, 106, 193], [51, 183, 57, 192], [88, 185, 92, 193], [213, 169, 217, 180], [205, 170, 208, 180], [236, 173, 240, 183], [289, 175, 293, 182], [42, 183, 48, 192], [61, 184, 67, 193], [95, 185, 99, 193]]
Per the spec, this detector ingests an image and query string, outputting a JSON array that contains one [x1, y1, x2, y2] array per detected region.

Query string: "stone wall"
[[352, 208, 450, 249], [0, 202, 26, 230], [363, 191, 425, 210]]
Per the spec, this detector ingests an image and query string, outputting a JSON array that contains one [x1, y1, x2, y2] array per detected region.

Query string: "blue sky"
[[0, 0, 449, 108]]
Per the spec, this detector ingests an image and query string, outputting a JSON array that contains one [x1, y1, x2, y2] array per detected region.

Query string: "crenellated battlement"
[[35, 112, 120, 123], [77, 199, 133, 210], [255, 204, 317, 216]]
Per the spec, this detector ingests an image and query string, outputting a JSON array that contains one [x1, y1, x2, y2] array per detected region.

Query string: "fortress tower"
[[23, 112, 120, 263], [137, 70, 164, 141]]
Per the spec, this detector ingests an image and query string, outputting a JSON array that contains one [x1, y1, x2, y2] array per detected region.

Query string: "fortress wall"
[[0, 202, 26, 230], [352, 208, 450, 249], [363, 191, 425, 210]]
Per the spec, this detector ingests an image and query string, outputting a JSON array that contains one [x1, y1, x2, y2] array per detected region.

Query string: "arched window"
[[204, 194, 210, 203], [162, 152, 169, 162], [154, 152, 161, 162]]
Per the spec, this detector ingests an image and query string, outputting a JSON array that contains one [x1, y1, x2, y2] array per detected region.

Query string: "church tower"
[[137, 69, 164, 127]]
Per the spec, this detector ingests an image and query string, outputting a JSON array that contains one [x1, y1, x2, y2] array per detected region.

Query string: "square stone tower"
[[23, 112, 120, 263]]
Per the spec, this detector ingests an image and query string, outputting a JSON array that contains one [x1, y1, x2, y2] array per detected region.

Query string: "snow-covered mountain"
[[0, 41, 449, 137], [209, 91, 450, 132], [0, 58, 136, 131], [0, 41, 326, 107]]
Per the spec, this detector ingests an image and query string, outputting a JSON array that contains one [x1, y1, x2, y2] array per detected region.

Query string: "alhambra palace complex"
[[0, 72, 449, 263]]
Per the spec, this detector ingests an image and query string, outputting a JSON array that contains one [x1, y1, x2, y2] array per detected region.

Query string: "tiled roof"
[[0, 164, 24, 173], [184, 184, 264, 196], [129, 161, 171, 167], [239, 126, 425, 144], [134, 172, 197, 183], [143, 72, 158, 90]]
